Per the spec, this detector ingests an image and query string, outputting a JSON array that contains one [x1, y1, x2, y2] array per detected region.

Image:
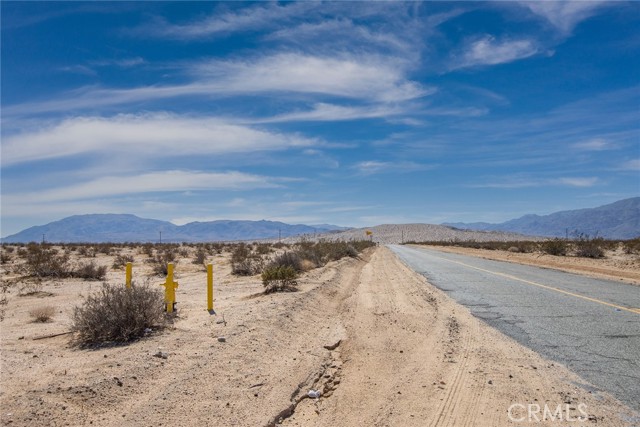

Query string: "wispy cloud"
[[619, 159, 640, 171], [451, 35, 539, 69], [5, 53, 430, 117], [571, 138, 618, 151], [471, 176, 600, 189], [353, 160, 427, 175], [190, 53, 432, 103], [520, 1, 609, 35], [130, 2, 315, 39], [5, 170, 280, 203], [2, 113, 316, 166]]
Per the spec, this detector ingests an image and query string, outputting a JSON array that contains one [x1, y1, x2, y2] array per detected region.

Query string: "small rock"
[[153, 351, 169, 359], [488, 380, 493, 385], [307, 390, 321, 399], [217, 337, 226, 343]]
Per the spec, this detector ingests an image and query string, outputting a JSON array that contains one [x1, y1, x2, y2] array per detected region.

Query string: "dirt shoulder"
[[1, 246, 637, 426], [411, 244, 640, 286]]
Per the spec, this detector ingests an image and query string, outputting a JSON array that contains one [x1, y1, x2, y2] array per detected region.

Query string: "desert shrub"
[[30, 306, 55, 323], [178, 247, 190, 258], [1, 252, 11, 264], [255, 243, 273, 255], [192, 247, 208, 265], [623, 238, 640, 254], [574, 236, 605, 259], [71, 283, 165, 344], [96, 244, 113, 255], [24, 244, 71, 277], [262, 266, 298, 293], [149, 249, 178, 276], [231, 243, 264, 275], [73, 261, 108, 280], [112, 253, 134, 269], [2, 245, 15, 254], [78, 246, 97, 257], [541, 239, 568, 256], [268, 251, 303, 272]]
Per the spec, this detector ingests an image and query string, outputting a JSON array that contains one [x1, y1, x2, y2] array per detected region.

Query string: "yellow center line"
[[425, 252, 639, 315]]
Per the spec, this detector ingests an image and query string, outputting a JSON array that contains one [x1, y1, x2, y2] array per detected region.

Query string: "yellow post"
[[125, 262, 132, 289], [207, 263, 213, 312], [159, 263, 179, 313]]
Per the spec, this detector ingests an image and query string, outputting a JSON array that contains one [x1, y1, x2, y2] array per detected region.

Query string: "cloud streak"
[[2, 113, 316, 166], [451, 35, 539, 69]]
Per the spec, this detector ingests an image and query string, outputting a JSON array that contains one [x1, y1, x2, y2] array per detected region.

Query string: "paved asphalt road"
[[389, 245, 640, 412]]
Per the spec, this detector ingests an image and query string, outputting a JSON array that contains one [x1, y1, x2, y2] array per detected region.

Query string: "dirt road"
[[1, 247, 637, 426]]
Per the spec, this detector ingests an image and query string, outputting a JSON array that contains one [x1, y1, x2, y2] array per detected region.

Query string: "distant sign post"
[[366, 230, 373, 241]]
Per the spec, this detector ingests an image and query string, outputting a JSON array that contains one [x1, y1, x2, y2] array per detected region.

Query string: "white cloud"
[[521, 1, 609, 35], [471, 176, 599, 188], [555, 177, 599, 187], [5, 53, 430, 116], [133, 2, 315, 39], [452, 35, 539, 69], [354, 160, 427, 175], [620, 159, 640, 171], [2, 113, 316, 166], [251, 103, 410, 123], [191, 53, 432, 103], [571, 138, 617, 151], [5, 170, 279, 204]]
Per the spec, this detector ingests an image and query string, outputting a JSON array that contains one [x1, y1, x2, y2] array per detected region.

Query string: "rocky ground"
[[1, 245, 637, 426]]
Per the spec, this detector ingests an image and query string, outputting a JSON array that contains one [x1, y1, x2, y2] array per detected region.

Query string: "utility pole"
[[159, 231, 162, 244], [278, 228, 281, 243], [401, 229, 404, 244], [42, 234, 45, 244]]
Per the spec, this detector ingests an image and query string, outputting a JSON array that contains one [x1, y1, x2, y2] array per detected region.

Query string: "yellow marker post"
[[207, 263, 214, 312], [125, 262, 132, 289], [159, 263, 179, 313]]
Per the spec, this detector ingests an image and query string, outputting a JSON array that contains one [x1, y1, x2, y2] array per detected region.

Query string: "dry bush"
[[178, 247, 190, 258], [30, 305, 55, 323], [231, 243, 264, 275], [73, 261, 108, 280], [112, 253, 134, 269], [623, 238, 640, 254], [193, 247, 207, 265], [149, 249, 178, 276], [71, 282, 166, 345], [262, 265, 298, 293], [268, 251, 303, 272], [78, 246, 97, 257], [541, 239, 568, 256], [573, 235, 605, 259], [24, 244, 71, 278]]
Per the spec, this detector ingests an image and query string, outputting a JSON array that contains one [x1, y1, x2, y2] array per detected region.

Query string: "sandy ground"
[[413, 245, 640, 286], [1, 246, 638, 426]]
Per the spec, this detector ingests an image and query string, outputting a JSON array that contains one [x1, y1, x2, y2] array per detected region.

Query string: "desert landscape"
[[1, 232, 638, 426]]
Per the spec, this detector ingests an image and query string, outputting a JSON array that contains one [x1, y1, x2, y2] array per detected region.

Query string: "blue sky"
[[1, 1, 639, 236]]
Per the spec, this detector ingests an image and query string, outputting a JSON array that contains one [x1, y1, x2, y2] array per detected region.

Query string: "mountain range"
[[445, 197, 639, 239], [1, 214, 349, 243], [2, 197, 638, 243]]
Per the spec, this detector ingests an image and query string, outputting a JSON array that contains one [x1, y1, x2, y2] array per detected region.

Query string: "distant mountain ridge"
[[1, 214, 350, 243], [445, 197, 640, 239]]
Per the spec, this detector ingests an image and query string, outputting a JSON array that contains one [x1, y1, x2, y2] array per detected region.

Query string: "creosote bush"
[[262, 265, 298, 293], [113, 253, 134, 269], [71, 283, 165, 345], [73, 261, 108, 280], [24, 244, 71, 278], [541, 239, 568, 256]]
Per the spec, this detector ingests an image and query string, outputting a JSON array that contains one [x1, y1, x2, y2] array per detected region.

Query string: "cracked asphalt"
[[389, 245, 640, 412]]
